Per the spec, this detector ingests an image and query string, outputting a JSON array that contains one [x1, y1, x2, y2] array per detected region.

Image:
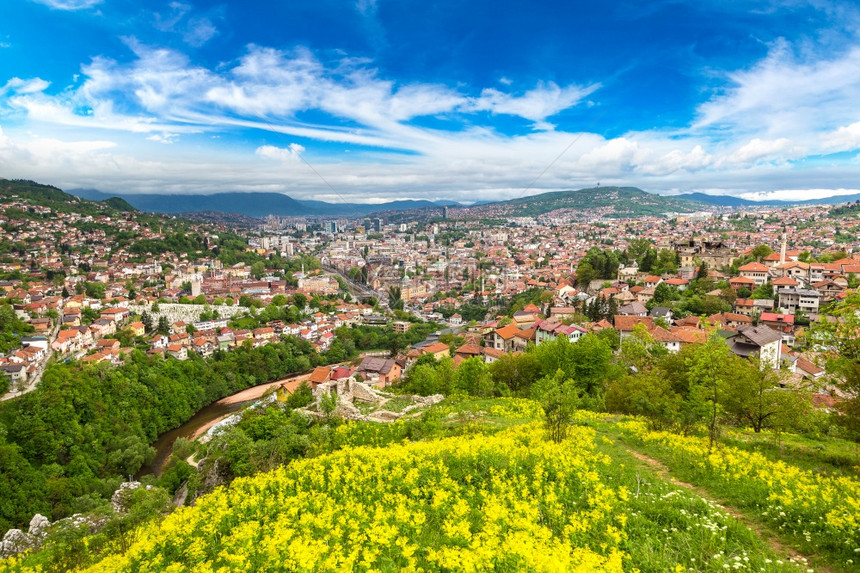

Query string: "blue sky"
[[2, 0, 860, 203]]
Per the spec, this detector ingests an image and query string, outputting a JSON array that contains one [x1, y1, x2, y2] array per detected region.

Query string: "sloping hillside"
[[5, 398, 855, 572], [458, 186, 707, 218]]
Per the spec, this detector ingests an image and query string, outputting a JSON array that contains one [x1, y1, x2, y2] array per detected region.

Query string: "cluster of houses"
[[327, 288, 832, 392]]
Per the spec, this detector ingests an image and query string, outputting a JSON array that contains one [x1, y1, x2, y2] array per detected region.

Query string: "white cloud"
[[694, 41, 860, 140], [577, 138, 639, 172], [821, 120, 860, 151], [146, 132, 179, 144], [740, 188, 860, 202], [255, 144, 305, 161], [1, 77, 50, 95], [153, 2, 218, 47], [716, 137, 805, 167], [184, 18, 217, 47], [30, 0, 101, 10], [467, 81, 600, 123], [6, 35, 860, 200], [637, 145, 713, 176]]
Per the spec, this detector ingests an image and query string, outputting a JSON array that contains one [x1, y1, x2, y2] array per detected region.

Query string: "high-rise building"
[[373, 218, 383, 232], [442, 205, 449, 219]]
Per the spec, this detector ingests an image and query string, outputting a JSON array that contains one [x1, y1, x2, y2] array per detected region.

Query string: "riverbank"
[[188, 373, 312, 440], [141, 371, 311, 477]]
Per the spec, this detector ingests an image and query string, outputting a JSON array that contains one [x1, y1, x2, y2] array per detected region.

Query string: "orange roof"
[[670, 326, 708, 344], [309, 366, 332, 384], [729, 276, 755, 284], [57, 329, 80, 341], [515, 327, 536, 341], [494, 323, 522, 340], [455, 343, 483, 356], [422, 341, 451, 354], [613, 315, 654, 332], [482, 347, 505, 358], [738, 262, 768, 272], [648, 325, 681, 343]]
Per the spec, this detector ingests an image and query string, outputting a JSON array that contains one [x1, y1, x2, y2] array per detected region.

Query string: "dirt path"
[[624, 446, 831, 573]]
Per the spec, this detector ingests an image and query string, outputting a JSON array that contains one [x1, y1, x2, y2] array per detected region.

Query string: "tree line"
[[0, 337, 323, 532]]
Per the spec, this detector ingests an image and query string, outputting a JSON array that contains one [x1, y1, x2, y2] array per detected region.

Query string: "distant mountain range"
[[458, 186, 705, 218], [13, 183, 855, 220], [69, 188, 458, 218], [674, 192, 860, 207]]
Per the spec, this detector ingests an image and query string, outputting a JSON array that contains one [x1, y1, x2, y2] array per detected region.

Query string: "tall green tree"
[[686, 334, 732, 453], [721, 357, 812, 433], [454, 357, 494, 397]]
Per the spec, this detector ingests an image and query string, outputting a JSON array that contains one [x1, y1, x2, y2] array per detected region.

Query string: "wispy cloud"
[[467, 82, 601, 125], [1, 77, 51, 95], [3, 26, 860, 201], [694, 40, 860, 140], [355, 0, 378, 17], [153, 2, 218, 47], [30, 0, 101, 10]]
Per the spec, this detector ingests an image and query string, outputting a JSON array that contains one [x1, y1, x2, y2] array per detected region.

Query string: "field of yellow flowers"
[[1, 399, 844, 572], [617, 418, 860, 571]]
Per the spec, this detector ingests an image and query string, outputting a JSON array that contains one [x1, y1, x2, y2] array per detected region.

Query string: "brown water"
[[139, 373, 311, 477]]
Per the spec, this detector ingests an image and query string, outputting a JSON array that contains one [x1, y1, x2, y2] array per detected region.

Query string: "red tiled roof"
[[738, 262, 769, 272], [494, 323, 522, 340], [309, 366, 332, 384], [613, 315, 654, 332]]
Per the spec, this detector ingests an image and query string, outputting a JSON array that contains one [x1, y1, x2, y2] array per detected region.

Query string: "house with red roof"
[[738, 262, 769, 286], [486, 323, 522, 353]]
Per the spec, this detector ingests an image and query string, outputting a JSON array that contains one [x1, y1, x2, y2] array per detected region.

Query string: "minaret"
[[779, 228, 787, 265]]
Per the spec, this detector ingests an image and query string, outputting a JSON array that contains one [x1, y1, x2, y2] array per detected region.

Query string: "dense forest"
[[0, 337, 323, 531]]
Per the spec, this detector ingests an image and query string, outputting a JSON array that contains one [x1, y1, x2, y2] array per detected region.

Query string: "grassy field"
[[2, 398, 857, 572]]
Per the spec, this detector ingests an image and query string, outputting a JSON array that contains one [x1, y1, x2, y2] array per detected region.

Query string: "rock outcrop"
[[303, 378, 444, 422]]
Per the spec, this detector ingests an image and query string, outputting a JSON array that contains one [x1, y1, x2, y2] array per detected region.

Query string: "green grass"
[[380, 396, 414, 413], [3, 400, 849, 573], [722, 429, 860, 478], [593, 436, 803, 572], [605, 418, 859, 573]]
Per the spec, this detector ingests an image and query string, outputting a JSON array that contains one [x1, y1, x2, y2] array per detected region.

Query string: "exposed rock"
[[301, 378, 443, 423], [110, 481, 153, 514], [368, 410, 400, 422], [350, 381, 381, 403], [193, 458, 229, 502], [333, 400, 363, 420], [173, 481, 189, 508], [28, 514, 50, 539], [1, 529, 32, 558]]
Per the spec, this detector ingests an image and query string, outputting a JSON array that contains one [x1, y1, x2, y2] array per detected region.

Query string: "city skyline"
[[2, 0, 860, 204]]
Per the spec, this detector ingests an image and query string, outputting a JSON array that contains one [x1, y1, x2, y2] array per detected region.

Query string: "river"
[[139, 372, 311, 477]]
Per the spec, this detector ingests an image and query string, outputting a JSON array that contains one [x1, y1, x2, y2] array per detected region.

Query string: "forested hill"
[[0, 179, 78, 205], [455, 186, 708, 218], [0, 178, 134, 214], [69, 188, 459, 218]]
